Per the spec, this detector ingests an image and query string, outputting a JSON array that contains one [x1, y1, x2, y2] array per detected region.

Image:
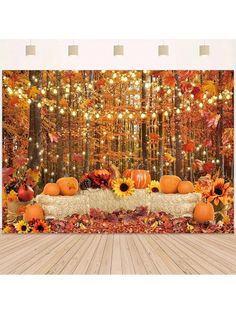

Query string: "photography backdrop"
[[2, 70, 234, 233]]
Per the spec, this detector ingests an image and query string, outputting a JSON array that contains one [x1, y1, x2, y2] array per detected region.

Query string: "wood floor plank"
[[111, 234, 122, 274], [165, 235, 224, 274], [119, 234, 135, 274], [181, 235, 236, 274], [126, 235, 147, 274], [0, 235, 52, 269], [86, 234, 107, 274], [22, 235, 81, 274], [73, 234, 102, 274], [132, 234, 159, 274], [0, 232, 235, 275], [140, 234, 184, 274], [98, 234, 113, 274], [61, 235, 94, 274], [47, 235, 86, 274], [10, 235, 71, 274]]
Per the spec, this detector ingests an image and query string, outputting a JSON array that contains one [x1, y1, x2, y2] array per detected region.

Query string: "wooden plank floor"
[[0, 233, 235, 274]]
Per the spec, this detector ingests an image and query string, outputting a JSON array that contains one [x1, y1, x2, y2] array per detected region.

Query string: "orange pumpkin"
[[177, 181, 194, 194], [93, 169, 110, 176], [193, 202, 214, 223], [16, 205, 27, 215], [56, 177, 79, 196], [123, 169, 151, 189], [23, 203, 44, 222], [160, 175, 181, 193], [43, 183, 60, 196]]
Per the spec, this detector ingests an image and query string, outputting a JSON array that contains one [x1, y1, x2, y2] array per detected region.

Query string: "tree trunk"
[[84, 70, 94, 173], [141, 71, 148, 168], [28, 70, 42, 169], [174, 71, 182, 178], [55, 71, 64, 179]]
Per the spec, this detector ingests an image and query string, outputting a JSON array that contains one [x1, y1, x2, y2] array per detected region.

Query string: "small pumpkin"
[[177, 181, 194, 194], [193, 202, 214, 223], [123, 169, 151, 189], [23, 203, 44, 222], [56, 177, 79, 196], [43, 183, 60, 196], [93, 169, 110, 176], [160, 175, 181, 194]]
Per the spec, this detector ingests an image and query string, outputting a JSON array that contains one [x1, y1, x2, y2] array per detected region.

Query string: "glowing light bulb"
[[118, 113, 123, 119], [167, 89, 172, 95], [199, 103, 203, 108], [60, 108, 65, 114], [49, 106, 54, 112], [84, 112, 89, 119], [28, 99, 32, 104], [226, 94, 231, 100], [208, 98, 213, 104], [176, 108, 181, 114], [186, 106, 191, 112], [152, 112, 157, 118], [72, 111, 76, 117], [141, 113, 146, 119], [109, 79, 114, 85], [53, 89, 57, 95], [129, 113, 133, 119], [95, 113, 100, 119], [107, 113, 112, 119], [164, 111, 168, 117]]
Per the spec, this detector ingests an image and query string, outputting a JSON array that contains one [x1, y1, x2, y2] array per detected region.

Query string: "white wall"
[[0, 39, 235, 228]]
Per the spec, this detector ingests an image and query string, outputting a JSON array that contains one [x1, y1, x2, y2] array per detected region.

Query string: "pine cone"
[[80, 178, 92, 190]]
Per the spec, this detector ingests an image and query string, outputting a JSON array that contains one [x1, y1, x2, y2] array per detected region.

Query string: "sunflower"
[[208, 178, 232, 206], [32, 220, 50, 233], [3, 225, 12, 233], [146, 180, 160, 193], [112, 177, 135, 198], [14, 220, 31, 234]]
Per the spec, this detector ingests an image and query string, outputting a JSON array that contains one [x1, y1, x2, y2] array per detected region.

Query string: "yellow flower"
[[208, 178, 232, 206], [7, 190, 18, 202], [14, 220, 31, 234], [146, 180, 160, 193], [187, 223, 194, 233], [3, 225, 12, 233], [222, 214, 231, 225], [2, 188, 7, 207], [112, 177, 135, 198]]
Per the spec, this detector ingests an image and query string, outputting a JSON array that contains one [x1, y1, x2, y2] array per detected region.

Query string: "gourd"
[[56, 177, 79, 196], [177, 181, 194, 194], [23, 203, 44, 222], [193, 202, 214, 223], [160, 175, 181, 194], [43, 183, 60, 196], [123, 169, 151, 189]]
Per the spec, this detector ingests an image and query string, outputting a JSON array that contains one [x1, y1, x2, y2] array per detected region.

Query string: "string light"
[[141, 113, 146, 119], [150, 112, 156, 119], [60, 108, 65, 114], [49, 106, 54, 112], [72, 111, 76, 117]]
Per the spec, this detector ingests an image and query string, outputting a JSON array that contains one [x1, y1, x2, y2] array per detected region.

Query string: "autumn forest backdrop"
[[2, 70, 234, 190]]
